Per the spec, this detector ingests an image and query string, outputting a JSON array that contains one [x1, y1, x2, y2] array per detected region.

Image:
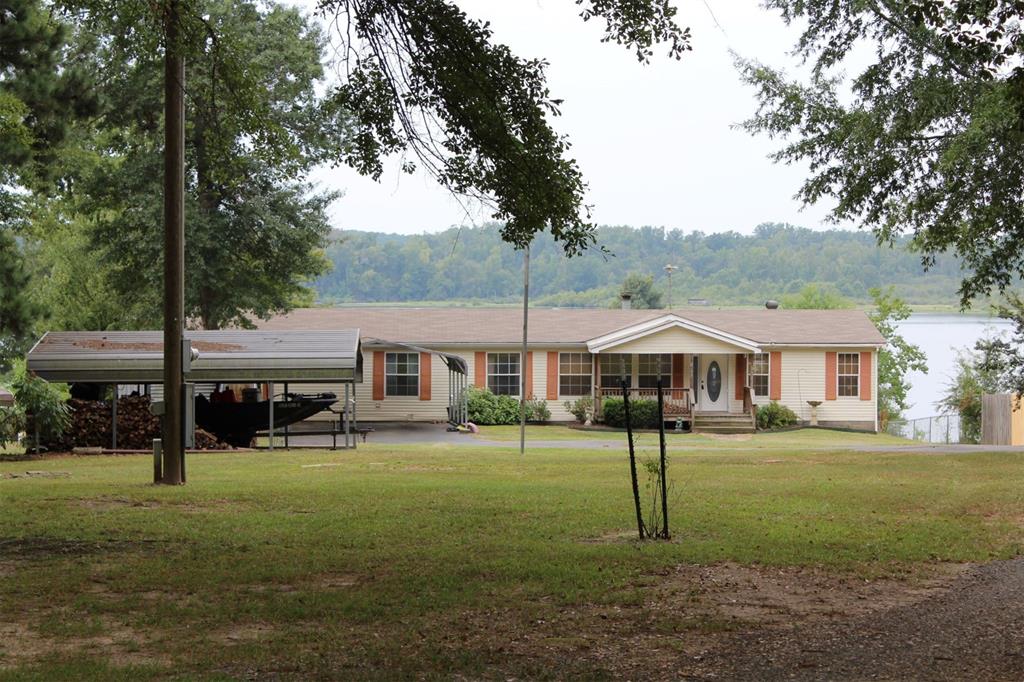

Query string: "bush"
[[466, 387, 520, 425], [524, 397, 550, 423], [601, 397, 661, 429], [563, 396, 593, 423], [756, 401, 798, 430], [0, 393, 23, 449], [9, 360, 71, 449]]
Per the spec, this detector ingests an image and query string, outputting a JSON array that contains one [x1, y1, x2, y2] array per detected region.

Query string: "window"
[[559, 353, 592, 396], [637, 354, 672, 389], [385, 352, 419, 396], [487, 352, 520, 396], [599, 354, 632, 389], [750, 353, 770, 397], [838, 352, 859, 397]]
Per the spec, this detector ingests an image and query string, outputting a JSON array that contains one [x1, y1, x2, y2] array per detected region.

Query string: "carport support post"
[[160, 0, 185, 485], [111, 384, 117, 450], [268, 382, 275, 451]]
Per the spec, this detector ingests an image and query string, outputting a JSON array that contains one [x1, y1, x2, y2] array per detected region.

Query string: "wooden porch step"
[[693, 425, 756, 434], [693, 415, 755, 424], [692, 413, 755, 434]]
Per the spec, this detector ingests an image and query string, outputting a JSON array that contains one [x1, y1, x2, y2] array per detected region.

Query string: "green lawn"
[[476, 424, 914, 448], [1, 441, 1022, 679]]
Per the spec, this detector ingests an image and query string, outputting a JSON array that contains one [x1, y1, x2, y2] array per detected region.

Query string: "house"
[[260, 306, 886, 432]]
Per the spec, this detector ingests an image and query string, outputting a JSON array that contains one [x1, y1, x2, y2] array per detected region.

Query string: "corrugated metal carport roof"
[[27, 330, 362, 383]]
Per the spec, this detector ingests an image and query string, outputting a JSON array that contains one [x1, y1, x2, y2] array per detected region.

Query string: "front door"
[[699, 354, 728, 412]]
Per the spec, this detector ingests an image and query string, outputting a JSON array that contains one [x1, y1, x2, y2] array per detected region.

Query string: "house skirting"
[[803, 419, 876, 433]]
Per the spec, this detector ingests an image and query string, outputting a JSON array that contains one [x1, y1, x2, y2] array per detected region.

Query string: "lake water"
[[896, 314, 1014, 419]]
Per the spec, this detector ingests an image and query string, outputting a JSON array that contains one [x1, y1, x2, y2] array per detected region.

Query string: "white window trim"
[[837, 352, 860, 398], [599, 353, 633, 389], [749, 352, 770, 399], [636, 353, 673, 389], [385, 352, 419, 397], [487, 352, 522, 397], [558, 352, 593, 397]]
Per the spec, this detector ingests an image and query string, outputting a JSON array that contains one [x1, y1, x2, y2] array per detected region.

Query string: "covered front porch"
[[585, 315, 764, 430]]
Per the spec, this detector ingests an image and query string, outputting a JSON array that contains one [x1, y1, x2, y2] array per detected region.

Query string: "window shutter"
[[859, 351, 872, 401], [769, 351, 782, 401], [672, 354, 686, 390], [524, 351, 533, 398], [547, 352, 559, 400], [825, 352, 837, 401], [474, 352, 486, 388], [372, 351, 385, 401], [419, 352, 431, 401], [735, 354, 746, 401]]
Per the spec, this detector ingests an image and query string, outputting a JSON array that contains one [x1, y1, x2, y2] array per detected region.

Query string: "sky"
[[298, 1, 843, 237]]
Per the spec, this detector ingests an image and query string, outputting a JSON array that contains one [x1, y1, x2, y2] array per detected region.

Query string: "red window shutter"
[[825, 352, 837, 401], [547, 352, 559, 400], [735, 354, 746, 400], [859, 351, 872, 401], [419, 352, 431, 401], [769, 351, 782, 401], [372, 351, 385, 401], [672, 354, 686, 390], [524, 352, 533, 398], [474, 352, 486, 388]]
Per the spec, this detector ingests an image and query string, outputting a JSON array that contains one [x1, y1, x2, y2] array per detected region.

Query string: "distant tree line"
[[315, 223, 968, 306]]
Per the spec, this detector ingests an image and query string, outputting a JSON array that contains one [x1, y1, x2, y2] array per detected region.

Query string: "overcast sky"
[[299, 1, 843, 237]]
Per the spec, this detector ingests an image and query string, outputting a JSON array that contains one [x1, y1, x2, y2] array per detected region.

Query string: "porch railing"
[[596, 387, 692, 417], [743, 386, 757, 429]]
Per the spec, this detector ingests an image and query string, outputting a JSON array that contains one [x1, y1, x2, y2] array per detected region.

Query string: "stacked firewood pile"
[[45, 396, 229, 451]]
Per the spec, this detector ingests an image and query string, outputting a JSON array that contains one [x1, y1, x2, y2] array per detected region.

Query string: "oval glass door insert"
[[706, 361, 722, 402]]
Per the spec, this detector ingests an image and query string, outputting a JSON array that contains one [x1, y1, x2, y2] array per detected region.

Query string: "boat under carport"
[[26, 329, 363, 449]]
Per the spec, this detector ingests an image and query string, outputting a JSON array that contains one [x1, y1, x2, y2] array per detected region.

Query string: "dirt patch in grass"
[[210, 622, 276, 645], [0, 614, 169, 670], [0, 536, 149, 560], [430, 561, 970, 680], [656, 562, 967, 626], [0, 470, 71, 479]]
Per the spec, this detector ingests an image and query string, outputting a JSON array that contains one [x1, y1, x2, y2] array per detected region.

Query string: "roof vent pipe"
[[765, 300, 779, 310], [620, 292, 633, 310]]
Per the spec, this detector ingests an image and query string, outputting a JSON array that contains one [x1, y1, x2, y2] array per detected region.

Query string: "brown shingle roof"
[[258, 307, 885, 346]]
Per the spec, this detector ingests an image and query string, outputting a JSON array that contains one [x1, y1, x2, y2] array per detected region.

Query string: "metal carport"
[[27, 329, 363, 453], [362, 338, 469, 426]]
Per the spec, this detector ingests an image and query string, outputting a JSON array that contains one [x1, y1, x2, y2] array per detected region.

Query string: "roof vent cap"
[[620, 292, 633, 310], [765, 300, 779, 310]]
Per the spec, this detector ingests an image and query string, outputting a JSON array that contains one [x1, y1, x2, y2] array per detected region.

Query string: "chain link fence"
[[886, 414, 963, 444]]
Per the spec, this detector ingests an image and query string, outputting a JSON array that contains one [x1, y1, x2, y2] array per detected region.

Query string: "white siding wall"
[[299, 346, 582, 423], [284, 345, 879, 430], [753, 348, 877, 428]]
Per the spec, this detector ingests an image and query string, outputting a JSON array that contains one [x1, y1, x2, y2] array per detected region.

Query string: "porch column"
[[592, 353, 600, 418]]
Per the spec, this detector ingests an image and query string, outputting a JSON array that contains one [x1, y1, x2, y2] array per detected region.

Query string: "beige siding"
[[606, 326, 749, 355], [292, 345, 878, 430], [298, 346, 582, 423], [760, 348, 877, 428]]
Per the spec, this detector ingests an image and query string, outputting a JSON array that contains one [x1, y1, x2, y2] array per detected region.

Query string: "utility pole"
[[664, 263, 677, 309], [161, 0, 186, 485], [519, 244, 530, 455]]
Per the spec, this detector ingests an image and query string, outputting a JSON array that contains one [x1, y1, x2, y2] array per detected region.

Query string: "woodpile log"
[[45, 396, 229, 451]]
